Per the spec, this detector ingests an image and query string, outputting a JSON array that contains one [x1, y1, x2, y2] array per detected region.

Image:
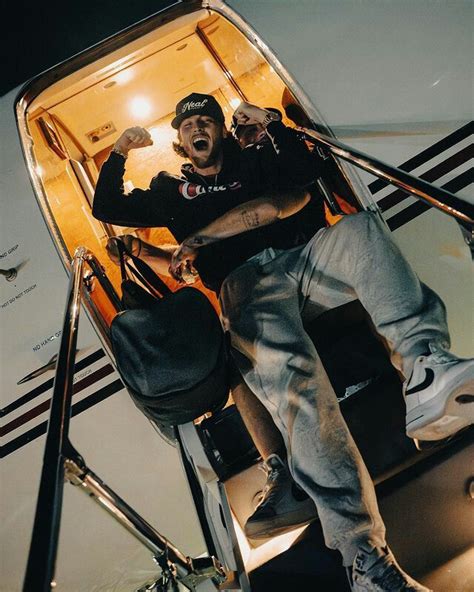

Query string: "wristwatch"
[[112, 147, 128, 159], [261, 110, 281, 128]]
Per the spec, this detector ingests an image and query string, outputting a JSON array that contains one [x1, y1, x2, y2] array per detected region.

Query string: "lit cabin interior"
[[26, 9, 309, 324]]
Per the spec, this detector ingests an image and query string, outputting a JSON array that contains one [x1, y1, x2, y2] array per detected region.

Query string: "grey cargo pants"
[[219, 211, 449, 564]]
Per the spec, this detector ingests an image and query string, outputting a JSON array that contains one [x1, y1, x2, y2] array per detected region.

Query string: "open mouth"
[[192, 136, 209, 151]]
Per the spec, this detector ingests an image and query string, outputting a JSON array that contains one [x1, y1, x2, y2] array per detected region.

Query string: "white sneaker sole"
[[406, 366, 474, 440]]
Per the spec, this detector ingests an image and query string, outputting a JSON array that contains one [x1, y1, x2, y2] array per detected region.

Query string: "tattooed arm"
[[170, 189, 310, 281]]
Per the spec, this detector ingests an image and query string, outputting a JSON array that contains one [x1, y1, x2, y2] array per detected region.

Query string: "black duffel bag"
[[109, 238, 229, 426]]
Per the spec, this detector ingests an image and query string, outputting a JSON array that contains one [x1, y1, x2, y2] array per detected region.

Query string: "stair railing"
[[22, 246, 226, 592], [300, 126, 474, 229]]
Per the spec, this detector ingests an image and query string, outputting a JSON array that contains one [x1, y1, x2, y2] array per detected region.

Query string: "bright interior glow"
[[148, 125, 176, 149], [129, 97, 152, 119], [230, 97, 241, 109], [115, 70, 133, 84], [232, 512, 308, 573], [35, 165, 43, 177], [148, 126, 171, 145]]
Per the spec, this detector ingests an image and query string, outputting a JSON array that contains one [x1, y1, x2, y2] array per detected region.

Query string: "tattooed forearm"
[[184, 235, 213, 247], [241, 209, 260, 229], [181, 196, 285, 250]]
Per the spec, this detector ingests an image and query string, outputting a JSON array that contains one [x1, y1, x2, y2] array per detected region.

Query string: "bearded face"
[[178, 115, 226, 170]]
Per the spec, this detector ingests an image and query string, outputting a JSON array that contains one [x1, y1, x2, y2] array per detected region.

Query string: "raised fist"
[[232, 101, 269, 126], [113, 127, 153, 155]]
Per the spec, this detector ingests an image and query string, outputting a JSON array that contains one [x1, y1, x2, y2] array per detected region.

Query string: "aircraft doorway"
[[20, 6, 358, 332]]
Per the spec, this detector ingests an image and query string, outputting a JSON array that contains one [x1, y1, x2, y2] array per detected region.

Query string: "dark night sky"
[[2, 0, 174, 96]]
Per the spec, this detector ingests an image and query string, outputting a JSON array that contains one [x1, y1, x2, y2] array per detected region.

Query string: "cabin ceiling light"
[[230, 98, 241, 109], [130, 97, 152, 119]]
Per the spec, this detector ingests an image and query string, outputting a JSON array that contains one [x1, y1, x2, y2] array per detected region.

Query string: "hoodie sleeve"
[[264, 121, 317, 188], [92, 152, 173, 228]]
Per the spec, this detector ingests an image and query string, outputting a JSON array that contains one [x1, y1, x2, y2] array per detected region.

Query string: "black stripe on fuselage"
[[387, 168, 473, 230], [0, 379, 124, 458], [378, 145, 472, 212], [0, 349, 106, 418], [368, 121, 473, 195]]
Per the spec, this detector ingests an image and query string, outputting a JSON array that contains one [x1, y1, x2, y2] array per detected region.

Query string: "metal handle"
[[0, 267, 18, 281]]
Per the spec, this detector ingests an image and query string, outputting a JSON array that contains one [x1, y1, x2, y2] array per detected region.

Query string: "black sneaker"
[[348, 544, 431, 591], [244, 454, 317, 539]]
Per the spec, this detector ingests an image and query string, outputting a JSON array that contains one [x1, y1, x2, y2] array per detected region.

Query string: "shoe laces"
[[262, 455, 287, 480], [354, 548, 419, 591], [427, 342, 455, 364], [256, 457, 287, 508], [372, 568, 410, 590]]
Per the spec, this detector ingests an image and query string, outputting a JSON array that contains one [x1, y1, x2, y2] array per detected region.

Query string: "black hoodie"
[[93, 121, 325, 292]]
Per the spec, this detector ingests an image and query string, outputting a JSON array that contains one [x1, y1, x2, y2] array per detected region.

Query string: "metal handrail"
[[23, 247, 87, 591], [301, 127, 474, 227], [22, 247, 225, 591]]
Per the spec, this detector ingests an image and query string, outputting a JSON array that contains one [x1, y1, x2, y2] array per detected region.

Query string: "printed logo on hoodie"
[[178, 181, 241, 200]]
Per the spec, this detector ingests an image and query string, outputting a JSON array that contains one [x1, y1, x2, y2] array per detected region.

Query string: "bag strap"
[[111, 237, 130, 283], [128, 251, 173, 297], [111, 236, 173, 298]]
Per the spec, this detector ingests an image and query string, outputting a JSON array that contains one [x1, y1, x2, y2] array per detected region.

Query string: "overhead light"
[[35, 165, 43, 177], [129, 97, 152, 119], [230, 98, 241, 109]]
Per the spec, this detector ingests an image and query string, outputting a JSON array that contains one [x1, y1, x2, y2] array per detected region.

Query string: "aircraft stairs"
[[177, 304, 474, 591]]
